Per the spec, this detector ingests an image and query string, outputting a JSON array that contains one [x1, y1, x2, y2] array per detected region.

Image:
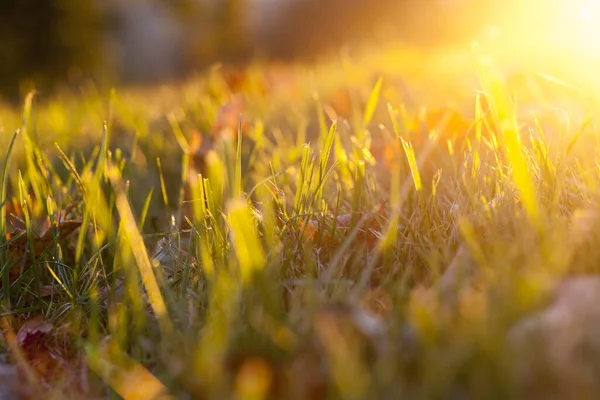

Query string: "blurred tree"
[[181, 0, 253, 70], [253, 0, 503, 60], [0, 0, 508, 99], [255, 0, 414, 60], [0, 0, 104, 101], [215, 0, 251, 62]]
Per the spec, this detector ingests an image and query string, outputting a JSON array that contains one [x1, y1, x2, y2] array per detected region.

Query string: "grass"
[[0, 44, 599, 398]]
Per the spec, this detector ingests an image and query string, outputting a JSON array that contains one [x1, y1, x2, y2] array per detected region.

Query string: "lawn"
[[1, 43, 600, 399]]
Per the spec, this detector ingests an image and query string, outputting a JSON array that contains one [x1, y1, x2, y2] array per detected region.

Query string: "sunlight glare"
[[480, 0, 600, 82]]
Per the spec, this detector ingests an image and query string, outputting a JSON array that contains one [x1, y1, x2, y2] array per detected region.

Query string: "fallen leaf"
[[5, 199, 80, 233], [16, 319, 55, 385], [39, 201, 81, 235], [4, 220, 82, 282], [1, 317, 89, 398]]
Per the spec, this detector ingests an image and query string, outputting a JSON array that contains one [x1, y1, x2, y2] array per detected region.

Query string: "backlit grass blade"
[[108, 164, 173, 335], [156, 157, 169, 208], [235, 114, 243, 198], [566, 116, 589, 156], [87, 342, 175, 400], [137, 188, 154, 232], [388, 103, 403, 140], [479, 67, 540, 227], [472, 94, 483, 180], [55, 143, 85, 194], [169, 114, 191, 226], [0, 130, 19, 239], [1, 130, 19, 304], [401, 138, 422, 193], [206, 150, 225, 208], [227, 198, 265, 284], [364, 77, 383, 128], [189, 173, 215, 279], [319, 121, 337, 183], [293, 144, 311, 215], [351, 161, 365, 230], [379, 162, 402, 251]]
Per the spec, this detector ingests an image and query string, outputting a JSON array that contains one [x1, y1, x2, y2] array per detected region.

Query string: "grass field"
[[2, 42, 600, 399]]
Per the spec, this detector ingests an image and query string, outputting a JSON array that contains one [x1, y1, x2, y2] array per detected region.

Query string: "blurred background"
[[0, 0, 598, 101]]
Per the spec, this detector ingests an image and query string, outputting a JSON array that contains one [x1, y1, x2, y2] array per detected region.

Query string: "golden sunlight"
[[493, 0, 600, 57], [467, 0, 600, 91]]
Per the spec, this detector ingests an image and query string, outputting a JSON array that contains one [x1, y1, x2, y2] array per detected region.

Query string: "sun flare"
[[472, 0, 600, 85]]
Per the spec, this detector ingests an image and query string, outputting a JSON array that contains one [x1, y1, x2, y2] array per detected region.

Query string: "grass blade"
[[364, 77, 383, 128]]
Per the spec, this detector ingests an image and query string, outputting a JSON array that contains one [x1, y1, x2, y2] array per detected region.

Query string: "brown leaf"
[[5, 199, 29, 231], [5, 199, 81, 234], [16, 319, 55, 382], [5, 220, 82, 282], [40, 220, 83, 241], [39, 201, 81, 235], [9, 317, 89, 398]]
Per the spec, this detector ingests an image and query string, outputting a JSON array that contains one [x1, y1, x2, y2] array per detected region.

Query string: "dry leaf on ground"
[[5, 220, 82, 282], [5, 200, 80, 232], [1, 317, 89, 399]]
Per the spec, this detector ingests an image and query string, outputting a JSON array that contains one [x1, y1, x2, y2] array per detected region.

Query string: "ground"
[[0, 43, 599, 399]]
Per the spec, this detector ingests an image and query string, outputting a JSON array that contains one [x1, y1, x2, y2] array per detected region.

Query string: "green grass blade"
[[108, 164, 173, 335], [364, 77, 383, 128], [234, 115, 243, 198], [227, 198, 265, 284], [0, 130, 19, 239]]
